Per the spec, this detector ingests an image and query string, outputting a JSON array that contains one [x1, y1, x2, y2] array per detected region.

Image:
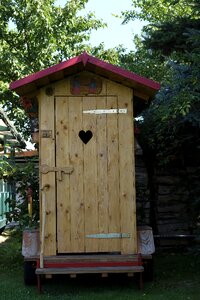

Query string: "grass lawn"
[[0, 229, 200, 300]]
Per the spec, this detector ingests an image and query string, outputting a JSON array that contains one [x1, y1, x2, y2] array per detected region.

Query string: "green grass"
[[0, 229, 200, 300]]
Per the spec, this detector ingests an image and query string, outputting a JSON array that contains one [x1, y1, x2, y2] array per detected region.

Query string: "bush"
[[0, 160, 39, 229]]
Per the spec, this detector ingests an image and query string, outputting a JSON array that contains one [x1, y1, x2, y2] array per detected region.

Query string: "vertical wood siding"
[[40, 73, 137, 255]]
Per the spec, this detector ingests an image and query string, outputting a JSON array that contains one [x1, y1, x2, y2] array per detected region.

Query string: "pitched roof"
[[10, 52, 160, 98]]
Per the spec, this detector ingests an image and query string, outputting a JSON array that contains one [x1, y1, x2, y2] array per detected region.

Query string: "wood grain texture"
[[83, 96, 98, 252], [43, 253, 141, 262], [96, 97, 109, 252], [118, 85, 137, 254], [39, 74, 136, 256], [68, 97, 84, 252], [106, 94, 120, 252], [36, 266, 143, 275], [56, 97, 71, 253], [39, 89, 56, 256], [106, 81, 136, 254]]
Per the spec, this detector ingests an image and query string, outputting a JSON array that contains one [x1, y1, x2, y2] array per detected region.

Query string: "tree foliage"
[[121, 0, 200, 165], [119, 0, 200, 234], [0, 0, 105, 79], [0, 0, 121, 138], [122, 0, 197, 23], [117, 40, 171, 84], [2, 160, 40, 229], [143, 18, 200, 56]]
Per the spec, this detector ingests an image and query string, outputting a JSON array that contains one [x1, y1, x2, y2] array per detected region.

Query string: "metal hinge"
[[85, 233, 131, 239], [83, 109, 127, 115]]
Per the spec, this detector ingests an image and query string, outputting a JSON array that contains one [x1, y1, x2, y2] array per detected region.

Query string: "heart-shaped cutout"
[[79, 130, 93, 144]]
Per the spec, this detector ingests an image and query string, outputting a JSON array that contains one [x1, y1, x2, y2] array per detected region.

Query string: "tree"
[[120, 0, 200, 162], [117, 39, 171, 84], [0, 0, 121, 138], [0, 0, 106, 79], [119, 1, 199, 78], [120, 0, 200, 233], [121, 0, 196, 24]]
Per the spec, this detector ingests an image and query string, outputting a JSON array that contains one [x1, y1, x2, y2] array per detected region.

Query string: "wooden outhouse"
[[10, 52, 160, 289]]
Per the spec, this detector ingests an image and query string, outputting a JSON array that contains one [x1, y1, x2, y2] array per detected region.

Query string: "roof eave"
[[10, 52, 160, 97]]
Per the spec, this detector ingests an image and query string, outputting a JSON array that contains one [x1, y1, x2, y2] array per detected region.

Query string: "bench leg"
[[37, 274, 42, 294], [139, 272, 143, 290]]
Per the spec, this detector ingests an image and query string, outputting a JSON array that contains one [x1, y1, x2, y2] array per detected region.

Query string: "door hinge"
[[83, 109, 127, 114], [85, 233, 131, 239]]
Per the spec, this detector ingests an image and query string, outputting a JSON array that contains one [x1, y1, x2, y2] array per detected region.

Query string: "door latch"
[[40, 164, 74, 181]]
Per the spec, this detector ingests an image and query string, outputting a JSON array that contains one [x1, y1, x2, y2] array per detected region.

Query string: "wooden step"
[[36, 265, 144, 275], [35, 257, 144, 292], [37, 254, 143, 269]]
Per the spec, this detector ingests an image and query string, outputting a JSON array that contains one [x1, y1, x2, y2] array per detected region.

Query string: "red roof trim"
[[86, 54, 160, 90], [10, 55, 82, 91], [10, 52, 160, 92]]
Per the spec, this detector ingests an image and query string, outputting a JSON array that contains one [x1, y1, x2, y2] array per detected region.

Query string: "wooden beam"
[[134, 90, 150, 101], [0, 107, 26, 148]]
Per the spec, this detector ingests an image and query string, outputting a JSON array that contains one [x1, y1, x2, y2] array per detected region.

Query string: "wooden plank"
[[24, 253, 148, 262], [106, 94, 120, 252], [68, 97, 84, 252], [55, 97, 71, 253], [36, 266, 144, 275], [54, 78, 70, 95], [43, 261, 142, 268], [96, 96, 109, 252], [39, 89, 56, 256], [118, 85, 137, 254], [83, 96, 98, 252], [43, 254, 141, 262], [134, 90, 149, 101]]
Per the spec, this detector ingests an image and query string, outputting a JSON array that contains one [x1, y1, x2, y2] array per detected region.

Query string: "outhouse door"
[[55, 94, 137, 254]]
